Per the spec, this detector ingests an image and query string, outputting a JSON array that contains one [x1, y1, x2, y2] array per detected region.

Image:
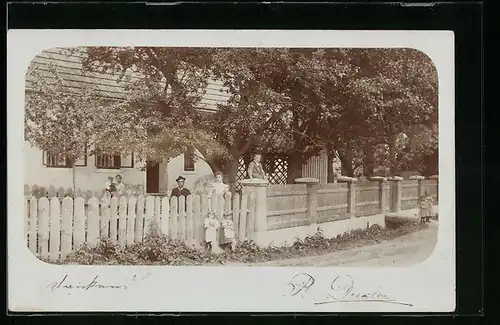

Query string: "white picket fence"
[[24, 192, 255, 262]]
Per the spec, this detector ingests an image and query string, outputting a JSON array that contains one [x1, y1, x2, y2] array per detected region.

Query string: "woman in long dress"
[[207, 171, 229, 210], [211, 171, 229, 195], [207, 171, 231, 248]]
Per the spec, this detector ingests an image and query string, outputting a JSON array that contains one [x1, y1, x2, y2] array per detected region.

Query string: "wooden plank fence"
[[25, 192, 252, 262], [25, 177, 439, 261]]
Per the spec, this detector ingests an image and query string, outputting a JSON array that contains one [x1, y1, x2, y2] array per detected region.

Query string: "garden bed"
[[55, 220, 430, 265]]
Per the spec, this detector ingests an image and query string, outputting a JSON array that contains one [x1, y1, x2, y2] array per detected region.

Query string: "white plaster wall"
[[24, 141, 146, 192], [257, 213, 387, 248], [165, 149, 214, 193]]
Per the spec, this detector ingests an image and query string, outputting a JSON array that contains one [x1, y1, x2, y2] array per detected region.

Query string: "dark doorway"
[[146, 163, 160, 193]]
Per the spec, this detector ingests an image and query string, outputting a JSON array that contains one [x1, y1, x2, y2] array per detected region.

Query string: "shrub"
[[61, 221, 428, 265]]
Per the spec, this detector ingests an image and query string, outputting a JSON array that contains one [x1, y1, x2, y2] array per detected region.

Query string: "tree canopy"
[[26, 46, 439, 186]]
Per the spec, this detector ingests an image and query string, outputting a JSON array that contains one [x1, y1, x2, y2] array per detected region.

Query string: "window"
[[184, 148, 195, 171], [43, 150, 87, 168], [95, 152, 134, 169]]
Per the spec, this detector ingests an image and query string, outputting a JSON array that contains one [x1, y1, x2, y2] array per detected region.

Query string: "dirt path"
[[237, 221, 438, 267]]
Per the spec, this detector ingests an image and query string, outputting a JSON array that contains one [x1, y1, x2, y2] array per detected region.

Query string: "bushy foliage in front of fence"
[[58, 220, 429, 265]]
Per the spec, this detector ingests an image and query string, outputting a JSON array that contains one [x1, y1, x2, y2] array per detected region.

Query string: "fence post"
[[73, 197, 86, 250], [240, 179, 268, 247], [135, 196, 145, 242], [87, 197, 100, 248], [24, 197, 28, 245], [118, 196, 128, 247], [127, 196, 137, 245], [170, 197, 178, 240], [295, 178, 319, 225], [338, 176, 358, 218], [60, 197, 73, 259], [28, 197, 38, 254], [429, 175, 439, 204], [186, 195, 194, 247], [144, 196, 155, 235], [160, 196, 170, 236], [410, 175, 426, 197], [388, 176, 403, 212], [49, 197, 61, 262], [38, 197, 50, 261], [238, 187, 248, 241], [193, 194, 202, 248], [371, 176, 388, 214]]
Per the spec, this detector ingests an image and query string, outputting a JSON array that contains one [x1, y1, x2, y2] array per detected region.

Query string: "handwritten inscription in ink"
[[46, 273, 151, 292], [284, 273, 412, 307]]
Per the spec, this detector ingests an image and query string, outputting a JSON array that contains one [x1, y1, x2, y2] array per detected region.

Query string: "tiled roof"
[[25, 48, 231, 112]]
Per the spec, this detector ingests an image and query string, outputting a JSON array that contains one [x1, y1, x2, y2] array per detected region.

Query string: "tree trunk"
[[363, 148, 375, 177], [204, 157, 223, 173], [287, 152, 303, 184], [339, 148, 354, 177], [327, 149, 335, 183], [224, 158, 240, 192]]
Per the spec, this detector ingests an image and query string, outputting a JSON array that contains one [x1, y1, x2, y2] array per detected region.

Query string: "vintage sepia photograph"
[[8, 30, 454, 312], [23, 46, 438, 266]]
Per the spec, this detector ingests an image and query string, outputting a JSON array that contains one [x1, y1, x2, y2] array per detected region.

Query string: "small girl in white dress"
[[220, 213, 236, 251], [204, 212, 219, 253]]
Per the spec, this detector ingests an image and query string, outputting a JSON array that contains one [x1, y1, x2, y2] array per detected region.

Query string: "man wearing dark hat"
[[170, 175, 191, 198]]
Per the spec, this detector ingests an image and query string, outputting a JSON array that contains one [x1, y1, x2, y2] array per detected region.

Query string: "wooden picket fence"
[[24, 183, 145, 200], [25, 192, 254, 262]]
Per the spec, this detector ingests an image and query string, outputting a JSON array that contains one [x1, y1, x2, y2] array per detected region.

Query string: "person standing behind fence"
[[171, 175, 191, 211], [208, 171, 229, 211], [247, 153, 268, 180], [170, 176, 191, 197], [204, 212, 219, 253], [114, 174, 126, 197], [220, 212, 236, 251], [104, 176, 117, 199]]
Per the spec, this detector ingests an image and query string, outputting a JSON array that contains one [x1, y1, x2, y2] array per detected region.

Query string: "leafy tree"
[[77, 46, 230, 167], [25, 63, 141, 194], [318, 48, 438, 176], [78, 46, 438, 184], [396, 124, 438, 175], [210, 48, 356, 183]]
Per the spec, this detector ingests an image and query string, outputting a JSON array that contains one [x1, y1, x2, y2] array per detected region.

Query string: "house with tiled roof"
[[24, 48, 232, 194], [24, 47, 333, 194]]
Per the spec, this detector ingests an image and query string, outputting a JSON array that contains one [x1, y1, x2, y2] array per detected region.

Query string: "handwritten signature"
[[285, 273, 412, 307], [46, 273, 151, 292]]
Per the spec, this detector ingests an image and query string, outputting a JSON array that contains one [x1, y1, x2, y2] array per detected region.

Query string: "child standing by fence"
[[204, 212, 219, 253], [220, 212, 236, 251], [419, 192, 434, 223], [104, 176, 117, 198]]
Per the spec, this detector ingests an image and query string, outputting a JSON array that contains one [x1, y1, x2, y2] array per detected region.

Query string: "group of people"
[[104, 174, 126, 197], [172, 172, 234, 253], [169, 153, 267, 253]]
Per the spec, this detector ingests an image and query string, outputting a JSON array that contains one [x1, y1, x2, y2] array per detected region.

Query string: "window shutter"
[[113, 154, 121, 168], [184, 148, 195, 171]]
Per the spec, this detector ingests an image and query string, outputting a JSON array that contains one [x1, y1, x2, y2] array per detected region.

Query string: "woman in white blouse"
[[207, 171, 229, 213], [211, 171, 229, 195]]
